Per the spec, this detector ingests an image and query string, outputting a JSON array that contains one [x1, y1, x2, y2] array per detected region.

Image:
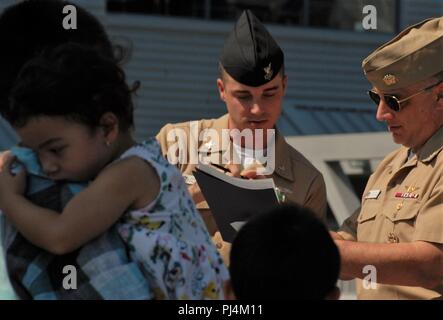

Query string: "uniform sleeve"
[[155, 123, 173, 158], [413, 176, 443, 244], [155, 123, 189, 172], [337, 207, 360, 241], [304, 173, 328, 224]]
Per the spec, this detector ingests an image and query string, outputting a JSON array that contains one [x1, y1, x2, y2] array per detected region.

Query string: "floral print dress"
[[117, 138, 229, 299]]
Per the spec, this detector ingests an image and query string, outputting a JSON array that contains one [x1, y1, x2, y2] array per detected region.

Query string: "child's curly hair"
[[0, 0, 119, 117], [7, 43, 138, 132]]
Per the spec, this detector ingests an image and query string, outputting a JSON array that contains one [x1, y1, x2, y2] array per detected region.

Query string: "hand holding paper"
[[193, 163, 280, 242]]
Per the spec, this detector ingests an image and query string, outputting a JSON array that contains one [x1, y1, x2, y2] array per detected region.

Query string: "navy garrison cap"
[[220, 10, 284, 87]]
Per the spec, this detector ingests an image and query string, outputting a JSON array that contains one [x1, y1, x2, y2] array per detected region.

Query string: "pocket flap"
[[384, 200, 420, 222], [357, 201, 379, 223]]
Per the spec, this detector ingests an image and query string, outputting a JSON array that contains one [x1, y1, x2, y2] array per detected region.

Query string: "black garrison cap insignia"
[[219, 10, 284, 87]]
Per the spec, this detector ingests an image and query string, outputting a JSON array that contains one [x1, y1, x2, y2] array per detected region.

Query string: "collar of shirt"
[[415, 125, 443, 163], [387, 125, 443, 174], [201, 114, 295, 181]]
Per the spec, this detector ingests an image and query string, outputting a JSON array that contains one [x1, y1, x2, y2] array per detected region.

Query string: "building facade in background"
[[0, 0, 441, 299]]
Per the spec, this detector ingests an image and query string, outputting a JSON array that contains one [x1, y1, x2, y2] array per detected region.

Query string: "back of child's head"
[[0, 0, 115, 118], [229, 205, 340, 300], [7, 43, 136, 131]]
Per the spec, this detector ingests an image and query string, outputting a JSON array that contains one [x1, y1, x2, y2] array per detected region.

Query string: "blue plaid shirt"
[[0, 147, 152, 299]]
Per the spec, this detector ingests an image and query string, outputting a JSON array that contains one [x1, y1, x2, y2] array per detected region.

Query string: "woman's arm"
[[0, 156, 159, 254]]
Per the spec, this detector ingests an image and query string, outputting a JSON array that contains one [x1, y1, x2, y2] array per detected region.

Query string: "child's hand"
[[0, 152, 27, 206], [0, 150, 12, 171]]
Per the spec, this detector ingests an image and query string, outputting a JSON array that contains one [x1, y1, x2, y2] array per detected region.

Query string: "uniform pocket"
[[357, 201, 379, 223], [382, 200, 420, 222], [356, 201, 380, 242]]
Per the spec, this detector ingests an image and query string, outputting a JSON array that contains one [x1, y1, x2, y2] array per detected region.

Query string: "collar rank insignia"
[[204, 140, 214, 151]]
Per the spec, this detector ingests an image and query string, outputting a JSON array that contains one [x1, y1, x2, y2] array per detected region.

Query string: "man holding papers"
[[332, 17, 443, 299], [157, 10, 327, 265]]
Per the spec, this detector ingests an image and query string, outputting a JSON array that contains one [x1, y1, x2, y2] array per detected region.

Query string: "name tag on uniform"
[[365, 189, 381, 199]]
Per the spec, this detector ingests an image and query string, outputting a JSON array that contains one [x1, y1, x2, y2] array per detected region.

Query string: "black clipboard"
[[193, 164, 280, 242]]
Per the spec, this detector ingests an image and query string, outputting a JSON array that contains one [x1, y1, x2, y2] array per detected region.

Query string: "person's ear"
[[99, 112, 119, 145], [325, 286, 341, 300], [217, 78, 226, 102], [282, 75, 288, 94], [223, 280, 236, 300], [435, 94, 443, 111]]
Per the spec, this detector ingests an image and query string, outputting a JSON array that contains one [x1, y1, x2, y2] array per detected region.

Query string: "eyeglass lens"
[[368, 91, 400, 111]]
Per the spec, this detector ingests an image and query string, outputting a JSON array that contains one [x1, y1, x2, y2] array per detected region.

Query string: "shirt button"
[[396, 203, 403, 210], [216, 242, 223, 249]]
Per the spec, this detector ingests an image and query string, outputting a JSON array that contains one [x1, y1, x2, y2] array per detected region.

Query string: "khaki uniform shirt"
[[339, 125, 443, 299], [157, 114, 327, 264]]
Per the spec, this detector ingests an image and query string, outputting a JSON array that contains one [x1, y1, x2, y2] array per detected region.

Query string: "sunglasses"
[[367, 80, 443, 112]]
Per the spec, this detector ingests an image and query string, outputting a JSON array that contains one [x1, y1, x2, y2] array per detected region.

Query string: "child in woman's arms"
[[0, 43, 228, 300]]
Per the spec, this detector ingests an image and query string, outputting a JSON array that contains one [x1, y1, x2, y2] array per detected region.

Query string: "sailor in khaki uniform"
[[156, 10, 327, 265], [332, 17, 443, 299]]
